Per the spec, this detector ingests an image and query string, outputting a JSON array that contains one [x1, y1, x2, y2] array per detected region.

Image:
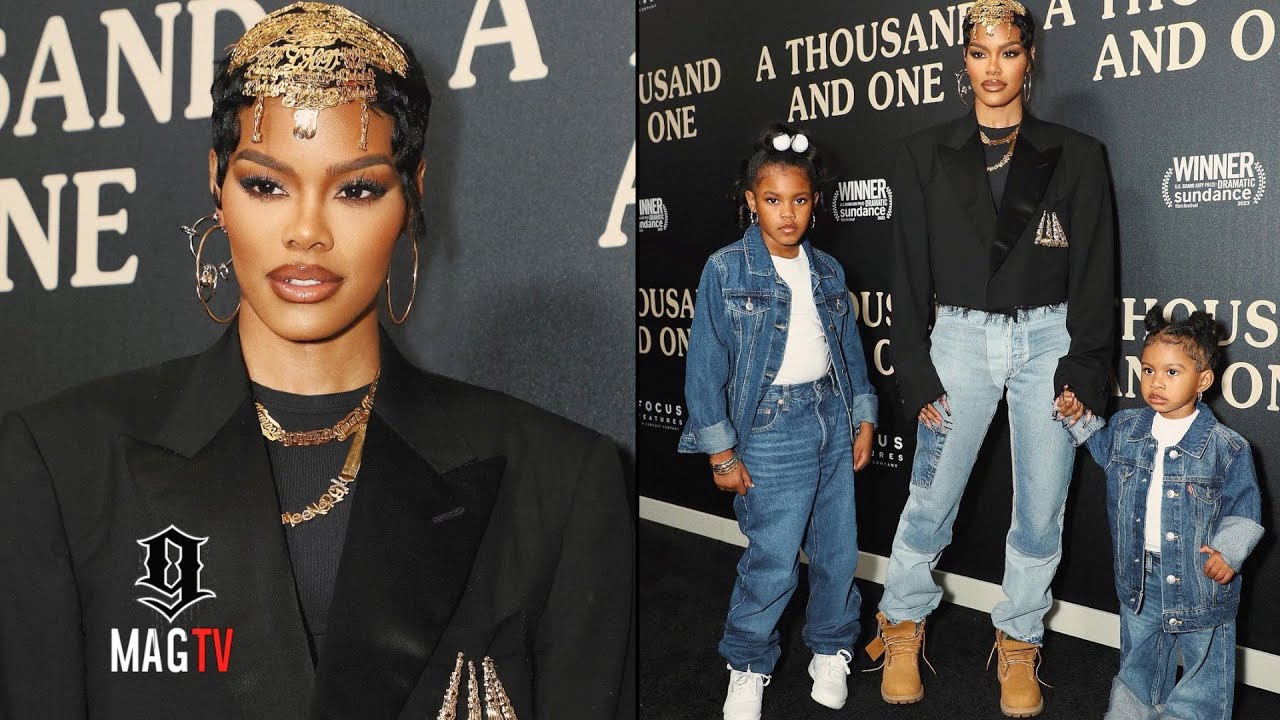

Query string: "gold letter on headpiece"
[[968, 0, 1029, 37], [229, 2, 408, 149]]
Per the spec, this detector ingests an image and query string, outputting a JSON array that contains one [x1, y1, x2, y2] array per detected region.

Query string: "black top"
[[254, 382, 372, 664], [1, 327, 635, 720], [890, 112, 1116, 415], [979, 124, 1017, 212]]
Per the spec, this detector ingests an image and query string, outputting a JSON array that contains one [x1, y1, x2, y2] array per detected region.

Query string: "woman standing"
[[867, 1, 1115, 717], [0, 4, 633, 719]]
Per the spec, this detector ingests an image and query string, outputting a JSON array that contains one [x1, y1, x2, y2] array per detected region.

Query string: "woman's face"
[[209, 97, 414, 344], [964, 22, 1033, 114]]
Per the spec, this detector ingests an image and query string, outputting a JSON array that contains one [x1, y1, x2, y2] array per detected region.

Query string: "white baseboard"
[[640, 496, 1280, 695]]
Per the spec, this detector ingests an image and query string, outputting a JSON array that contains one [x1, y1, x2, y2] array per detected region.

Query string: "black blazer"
[[891, 112, 1116, 415], [0, 328, 634, 719]]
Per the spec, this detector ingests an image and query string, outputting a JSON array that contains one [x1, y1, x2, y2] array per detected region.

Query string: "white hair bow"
[[772, 133, 810, 153]]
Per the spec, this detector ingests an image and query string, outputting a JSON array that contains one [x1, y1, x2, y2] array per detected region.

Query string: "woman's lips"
[[267, 264, 343, 303], [982, 81, 1007, 92]]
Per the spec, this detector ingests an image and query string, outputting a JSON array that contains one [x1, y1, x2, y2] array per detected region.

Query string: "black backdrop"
[[638, 0, 1279, 659], [0, 1, 635, 455]]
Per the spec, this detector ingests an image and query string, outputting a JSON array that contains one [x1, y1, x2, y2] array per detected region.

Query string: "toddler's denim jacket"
[[1068, 404, 1263, 630]]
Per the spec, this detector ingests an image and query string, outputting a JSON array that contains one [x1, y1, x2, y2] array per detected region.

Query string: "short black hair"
[[732, 122, 829, 228], [210, 21, 431, 250], [962, 7, 1037, 51], [1142, 305, 1225, 372]]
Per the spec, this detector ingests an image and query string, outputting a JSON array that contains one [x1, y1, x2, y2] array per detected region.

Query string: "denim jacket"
[[678, 226, 877, 456], [1068, 404, 1263, 630]]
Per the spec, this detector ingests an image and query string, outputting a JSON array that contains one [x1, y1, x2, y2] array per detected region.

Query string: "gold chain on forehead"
[[229, 2, 408, 149], [968, 0, 1029, 37]]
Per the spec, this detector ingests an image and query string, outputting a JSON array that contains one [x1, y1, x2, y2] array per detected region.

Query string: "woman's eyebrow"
[[327, 154, 394, 175], [233, 149, 291, 174]]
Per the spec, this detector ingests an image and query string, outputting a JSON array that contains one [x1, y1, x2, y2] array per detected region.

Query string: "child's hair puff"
[[732, 122, 829, 228], [1143, 305, 1225, 372]]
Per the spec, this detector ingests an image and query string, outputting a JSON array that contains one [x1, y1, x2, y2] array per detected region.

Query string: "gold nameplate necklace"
[[256, 372, 379, 527], [981, 125, 1020, 173]]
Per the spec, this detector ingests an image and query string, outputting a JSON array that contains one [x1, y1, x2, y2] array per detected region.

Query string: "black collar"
[[149, 323, 477, 474]]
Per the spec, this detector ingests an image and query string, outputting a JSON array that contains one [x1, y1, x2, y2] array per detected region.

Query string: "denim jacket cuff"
[[1060, 411, 1104, 447], [1210, 516, 1264, 572], [850, 393, 878, 430], [677, 419, 738, 456]]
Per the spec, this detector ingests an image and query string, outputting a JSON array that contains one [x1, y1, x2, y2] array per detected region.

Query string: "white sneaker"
[[808, 649, 853, 709], [723, 664, 770, 720]]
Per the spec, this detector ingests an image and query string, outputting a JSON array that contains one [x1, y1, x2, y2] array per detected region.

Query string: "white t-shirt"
[[770, 251, 831, 385], [1145, 410, 1199, 554]]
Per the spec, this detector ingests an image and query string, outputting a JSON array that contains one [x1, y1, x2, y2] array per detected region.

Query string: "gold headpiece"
[[967, 0, 1029, 37], [228, 2, 408, 150]]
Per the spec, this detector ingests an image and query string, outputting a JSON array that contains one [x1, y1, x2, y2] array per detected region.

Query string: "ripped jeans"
[[879, 304, 1074, 643]]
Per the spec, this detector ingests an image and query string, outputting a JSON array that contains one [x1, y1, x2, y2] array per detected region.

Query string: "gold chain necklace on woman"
[[254, 372, 379, 526], [280, 422, 367, 527], [255, 371, 380, 446], [981, 125, 1020, 173]]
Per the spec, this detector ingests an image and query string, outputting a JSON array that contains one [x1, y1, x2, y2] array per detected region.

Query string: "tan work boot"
[[988, 630, 1046, 717], [864, 611, 928, 704]]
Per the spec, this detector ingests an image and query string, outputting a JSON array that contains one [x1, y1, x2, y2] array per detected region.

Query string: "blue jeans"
[[720, 374, 859, 674], [1104, 553, 1236, 720], [879, 305, 1074, 643]]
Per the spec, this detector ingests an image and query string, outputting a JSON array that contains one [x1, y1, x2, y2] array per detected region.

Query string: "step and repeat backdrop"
[[638, 0, 1279, 656], [0, 0, 635, 456]]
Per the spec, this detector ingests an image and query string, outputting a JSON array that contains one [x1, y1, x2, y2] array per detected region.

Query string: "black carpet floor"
[[639, 520, 1280, 719]]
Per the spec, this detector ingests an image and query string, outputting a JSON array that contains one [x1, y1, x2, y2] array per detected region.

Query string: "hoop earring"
[[749, 210, 759, 226], [955, 71, 974, 107], [810, 213, 816, 229], [183, 213, 238, 324], [386, 235, 419, 325], [1022, 74, 1033, 104]]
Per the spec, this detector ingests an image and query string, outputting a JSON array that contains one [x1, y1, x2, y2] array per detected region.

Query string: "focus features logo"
[[639, 197, 670, 231], [832, 179, 893, 223], [1162, 152, 1267, 209], [638, 398, 684, 432]]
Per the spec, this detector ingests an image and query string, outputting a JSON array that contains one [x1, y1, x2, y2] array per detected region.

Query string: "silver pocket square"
[[1034, 210, 1069, 248], [437, 654, 517, 720]]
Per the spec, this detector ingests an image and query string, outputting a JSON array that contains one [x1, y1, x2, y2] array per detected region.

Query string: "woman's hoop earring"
[[183, 213, 239, 324], [1022, 74, 1033, 104], [955, 71, 974, 107], [386, 235, 419, 325], [749, 210, 759, 226], [810, 213, 816, 229]]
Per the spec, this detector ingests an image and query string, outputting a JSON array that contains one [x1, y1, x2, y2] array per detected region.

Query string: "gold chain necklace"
[[281, 422, 367, 527], [256, 371, 380, 446], [981, 126, 1020, 174]]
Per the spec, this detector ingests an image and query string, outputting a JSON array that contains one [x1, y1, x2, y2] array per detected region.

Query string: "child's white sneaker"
[[808, 649, 853, 709], [723, 664, 770, 720]]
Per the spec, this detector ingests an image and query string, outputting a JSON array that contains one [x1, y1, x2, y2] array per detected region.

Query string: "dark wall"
[[638, 0, 1279, 654], [0, 0, 635, 454]]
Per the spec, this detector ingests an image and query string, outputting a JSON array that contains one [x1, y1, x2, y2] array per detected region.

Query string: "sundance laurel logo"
[[638, 0, 657, 12], [1162, 151, 1267, 209], [832, 179, 893, 223], [639, 197, 670, 231]]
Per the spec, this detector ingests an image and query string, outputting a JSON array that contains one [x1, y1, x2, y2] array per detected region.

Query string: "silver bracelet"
[[710, 454, 740, 475]]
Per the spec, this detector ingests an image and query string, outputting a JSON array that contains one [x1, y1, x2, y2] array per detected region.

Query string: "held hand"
[[1054, 386, 1090, 426], [1200, 546, 1237, 585], [710, 450, 755, 495], [918, 394, 950, 430], [853, 422, 874, 472]]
